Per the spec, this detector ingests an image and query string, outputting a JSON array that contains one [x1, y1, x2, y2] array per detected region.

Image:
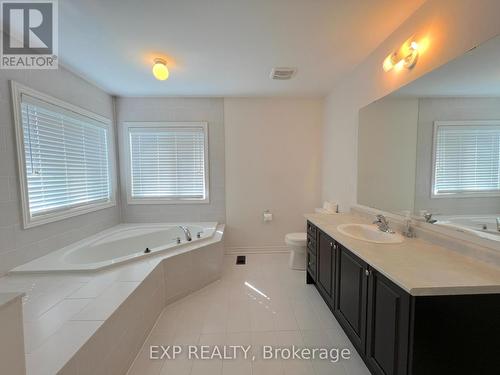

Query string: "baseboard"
[[225, 246, 289, 254]]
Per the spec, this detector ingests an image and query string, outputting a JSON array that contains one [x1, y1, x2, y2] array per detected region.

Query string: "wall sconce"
[[383, 38, 419, 72]]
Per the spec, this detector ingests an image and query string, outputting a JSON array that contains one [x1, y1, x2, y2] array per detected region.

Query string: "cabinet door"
[[336, 245, 367, 353], [317, 231, 334, 301], [366, 270, 410, 375]]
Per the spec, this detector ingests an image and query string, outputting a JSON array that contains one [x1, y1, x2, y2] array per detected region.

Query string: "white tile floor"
[[127, 253, 371, 375]]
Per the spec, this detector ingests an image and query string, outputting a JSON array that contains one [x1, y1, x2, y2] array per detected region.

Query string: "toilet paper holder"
[[263, 209, 273, 222]]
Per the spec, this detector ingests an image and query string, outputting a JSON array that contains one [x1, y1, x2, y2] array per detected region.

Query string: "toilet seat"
[[285, 232, 307, 246]]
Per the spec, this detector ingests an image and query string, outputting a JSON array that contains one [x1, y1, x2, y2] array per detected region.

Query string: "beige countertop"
[[305, 213, 500, 296]]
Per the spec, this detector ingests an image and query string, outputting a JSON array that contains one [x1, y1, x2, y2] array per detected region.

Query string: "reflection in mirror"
[[358, 35, 500, 243]]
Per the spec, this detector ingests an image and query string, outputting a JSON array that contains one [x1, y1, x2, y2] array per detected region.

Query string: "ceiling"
[[59, 0, 425, 97], [394, 34, 500, 97]]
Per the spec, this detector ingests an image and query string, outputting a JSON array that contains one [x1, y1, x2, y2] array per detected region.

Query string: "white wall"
[[224, 98, 322, 251], [322, 0, 500, 211], [116, 97, 225, 223], [358, 98, 419, 214], [415, 97, 500, 215], [0, 67, 120, 275]]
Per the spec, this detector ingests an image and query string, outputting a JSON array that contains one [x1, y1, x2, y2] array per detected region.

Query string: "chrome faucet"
[[424, 213, 437, 224], [496, 217, 500, 232], [178, 226, 192, 241], [373, 215, 394, 233]]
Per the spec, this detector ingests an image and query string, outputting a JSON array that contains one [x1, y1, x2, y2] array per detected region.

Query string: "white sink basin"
[[337, 224, 404, 244]]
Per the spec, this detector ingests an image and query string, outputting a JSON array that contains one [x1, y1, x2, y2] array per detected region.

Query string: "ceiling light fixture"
[[152, 58, 169, 80], [383, 38, 419, 72]]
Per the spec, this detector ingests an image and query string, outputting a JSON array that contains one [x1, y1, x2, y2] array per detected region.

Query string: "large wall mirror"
[[358, 34, 500, 244]]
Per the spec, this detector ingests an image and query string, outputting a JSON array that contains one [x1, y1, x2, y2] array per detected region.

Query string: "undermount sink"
[[337, 224, 404, 244]]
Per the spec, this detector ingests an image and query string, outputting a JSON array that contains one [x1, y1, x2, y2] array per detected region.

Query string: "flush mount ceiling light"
[[383, 38, 419, 72], [152, 58, 169, 80]]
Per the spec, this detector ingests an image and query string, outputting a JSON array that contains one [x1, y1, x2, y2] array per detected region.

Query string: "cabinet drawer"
[[307, 235, 316, 254], [307, 221, 317, 236], [307, 250, 317, 278]]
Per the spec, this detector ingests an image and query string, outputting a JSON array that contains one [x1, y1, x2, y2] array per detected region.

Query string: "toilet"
[[285, 232, 307, 270]]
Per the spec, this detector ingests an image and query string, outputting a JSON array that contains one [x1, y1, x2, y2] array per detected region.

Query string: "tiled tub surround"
[[0, 292, 26, 375], [306, 213, 500, 296], [0, 69, 120, 276], [0, 225, 224, 375]]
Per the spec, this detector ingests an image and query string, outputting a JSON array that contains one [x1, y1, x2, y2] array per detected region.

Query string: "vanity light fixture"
[[152, 58, 169, 80], [383, 38, 419, 72]]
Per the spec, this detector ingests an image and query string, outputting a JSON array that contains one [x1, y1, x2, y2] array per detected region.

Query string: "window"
[[124, 122, 209, 204], [11, 82, 116, 228], [432, 120, 500, 198]]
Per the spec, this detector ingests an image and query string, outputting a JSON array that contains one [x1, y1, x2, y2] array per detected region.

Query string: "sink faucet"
[[496, 217, 500, 232], [373, 215, 394, 233], [178, 226, 192, 241]]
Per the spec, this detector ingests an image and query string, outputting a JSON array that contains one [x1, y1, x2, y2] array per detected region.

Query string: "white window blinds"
[[433, 122, 500, 196], [21, 95, 112, 217], [128, 124, 208, 201]]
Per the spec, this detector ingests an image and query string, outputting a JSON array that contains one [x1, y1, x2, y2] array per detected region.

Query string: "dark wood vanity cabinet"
[[307, 222, 407, 370], [336, 244, 368, 353], [335, 244, 410, 375], [365, 268, 410, 375], [307, 225, 411, 375], [305, 221, 500, 375], [317, 230, 337, 306], [306, 222, 317, 283]]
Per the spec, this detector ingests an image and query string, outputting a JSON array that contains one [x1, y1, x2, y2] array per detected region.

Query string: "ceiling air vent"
[[270, 67, 296, 80]]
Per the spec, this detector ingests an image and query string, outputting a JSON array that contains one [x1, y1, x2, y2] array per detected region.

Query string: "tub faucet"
[[373, 215, 394, 233], [179, 226, 192, 241], [424, 213, 437, 224]]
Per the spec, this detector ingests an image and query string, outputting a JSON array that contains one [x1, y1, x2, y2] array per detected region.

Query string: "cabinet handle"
[[330, 242, 333, 247], [365, 269, 370, 277]]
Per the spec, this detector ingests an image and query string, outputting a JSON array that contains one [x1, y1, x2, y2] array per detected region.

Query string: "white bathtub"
[[11, 222, 219, 272], [435, 215, 500, 242]]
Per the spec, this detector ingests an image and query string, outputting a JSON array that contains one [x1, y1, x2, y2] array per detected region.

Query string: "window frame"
[[431, 120, 500, 199], [122, 121, 210, 205], [11, 81, 117, 228]]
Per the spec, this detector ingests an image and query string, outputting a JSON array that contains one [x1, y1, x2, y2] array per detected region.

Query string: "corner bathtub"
[[435, 215, 500, 242], [10, 222, 220, 273]]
